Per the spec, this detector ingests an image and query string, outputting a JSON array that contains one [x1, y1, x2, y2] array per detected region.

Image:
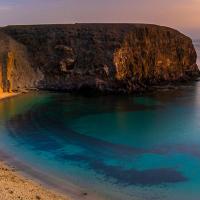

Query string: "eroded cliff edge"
[[0, 24, 199, 93]]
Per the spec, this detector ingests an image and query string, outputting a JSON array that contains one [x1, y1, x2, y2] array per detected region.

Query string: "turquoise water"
[[1, 83, 200, 199]]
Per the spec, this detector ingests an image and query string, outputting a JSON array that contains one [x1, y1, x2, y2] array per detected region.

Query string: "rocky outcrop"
[[0, 24, 199, 93], [0, 32, 42, 92]]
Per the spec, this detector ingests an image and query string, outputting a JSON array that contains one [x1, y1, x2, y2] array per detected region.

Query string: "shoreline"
[[0, 92, 21, 100], [0, 92, 103, 200], [0, 149, 104, 200], [0, 160, 70, 200], [0, 92, 72, 200]]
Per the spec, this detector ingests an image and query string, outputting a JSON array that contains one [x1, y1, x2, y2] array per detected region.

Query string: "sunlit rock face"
[[0, 32, 42, 92], [0, 24, 199, 93]]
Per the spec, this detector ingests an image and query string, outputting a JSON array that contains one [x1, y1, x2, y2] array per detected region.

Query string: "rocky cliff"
[[0, 32, 42, 92], [0, 24, 199, 93]]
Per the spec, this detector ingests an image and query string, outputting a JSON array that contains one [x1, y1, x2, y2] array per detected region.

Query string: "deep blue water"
[[1, 82, 200, 200]]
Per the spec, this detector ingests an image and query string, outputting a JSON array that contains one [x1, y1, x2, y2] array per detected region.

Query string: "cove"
[[1, 82, 200, 200]]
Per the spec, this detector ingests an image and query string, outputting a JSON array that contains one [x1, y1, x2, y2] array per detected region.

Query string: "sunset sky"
[[0, 0, 200, 38]]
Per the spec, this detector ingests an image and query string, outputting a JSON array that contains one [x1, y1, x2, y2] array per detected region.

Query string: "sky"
[[0, 0, 200, 38]]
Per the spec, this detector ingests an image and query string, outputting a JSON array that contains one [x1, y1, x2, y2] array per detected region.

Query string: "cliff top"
[[0, 23, 185, 35]]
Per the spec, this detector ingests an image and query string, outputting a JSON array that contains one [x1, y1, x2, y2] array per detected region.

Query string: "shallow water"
[[1, 83, 200, 200]]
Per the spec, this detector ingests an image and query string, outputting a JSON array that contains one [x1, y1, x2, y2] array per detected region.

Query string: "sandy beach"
[[0, 93, 71, 200], [0, 161, 70, 200], [0, 92, 21, 100]]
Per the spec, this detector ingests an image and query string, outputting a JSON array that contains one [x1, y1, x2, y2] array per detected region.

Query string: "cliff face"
[[0, 24, 199, 93], [0, 32, 42, 92]]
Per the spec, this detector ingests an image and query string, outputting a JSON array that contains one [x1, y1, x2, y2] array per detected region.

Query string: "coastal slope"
[[0, 24, 199, 93]]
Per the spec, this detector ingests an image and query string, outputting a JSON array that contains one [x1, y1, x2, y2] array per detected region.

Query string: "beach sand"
[[0, 92, 71, 200], [0, 161, 70, 200], [0, 92, 20, 100]]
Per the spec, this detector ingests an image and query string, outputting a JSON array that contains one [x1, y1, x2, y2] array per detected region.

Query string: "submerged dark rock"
[[0, 24, 199, 93]]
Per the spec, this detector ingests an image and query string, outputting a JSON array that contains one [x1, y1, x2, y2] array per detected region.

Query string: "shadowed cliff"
[[0, 24, 199, 93]]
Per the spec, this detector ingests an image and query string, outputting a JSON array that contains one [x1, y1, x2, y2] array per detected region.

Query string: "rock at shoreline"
[[0, 24, 199, 93]]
